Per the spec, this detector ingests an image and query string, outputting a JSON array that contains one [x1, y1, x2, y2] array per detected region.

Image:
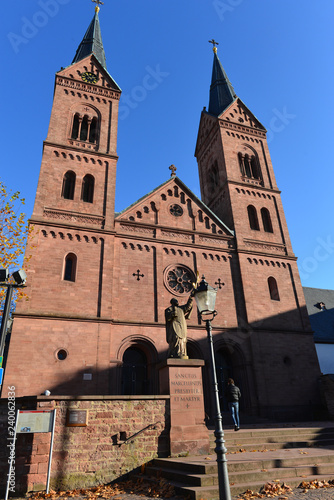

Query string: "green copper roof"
[[208, 51, 237, 116], [72, 10, 107, 69]]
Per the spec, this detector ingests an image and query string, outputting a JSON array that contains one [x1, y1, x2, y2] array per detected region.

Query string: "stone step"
[[145, 461, 334, 489], [173, 473, 334, 499], [140, 424, 334, 499], [222, 438, 334, 453], [221, 431, 334, 445], [211, 426, 334, 441], [152, 449, 334, 475]]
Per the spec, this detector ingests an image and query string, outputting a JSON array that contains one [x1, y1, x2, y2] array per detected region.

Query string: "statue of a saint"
[[165, 295, 193, 359]]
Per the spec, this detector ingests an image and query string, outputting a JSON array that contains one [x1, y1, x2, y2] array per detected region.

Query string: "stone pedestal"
[[159, 359, 209, 456]]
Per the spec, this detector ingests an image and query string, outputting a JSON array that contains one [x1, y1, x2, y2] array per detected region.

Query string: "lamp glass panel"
[[194, 289, 217, 314], [0, 269, 9, 282]]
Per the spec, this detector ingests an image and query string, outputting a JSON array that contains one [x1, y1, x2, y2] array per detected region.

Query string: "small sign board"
[[66, 409, 88, 427], [0, 356, 3, 367], [17, 410, 53, 434], [0, 368, 3, 385]]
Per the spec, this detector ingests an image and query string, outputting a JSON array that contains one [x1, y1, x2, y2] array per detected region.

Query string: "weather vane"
[[92, 0, 104, 12], [208, 39, 219, 53]]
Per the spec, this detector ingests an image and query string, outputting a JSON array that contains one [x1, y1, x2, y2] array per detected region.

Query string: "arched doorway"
[[215, 349, 234, 411], [121, 347, 148, 395], [187, 340, 204, 360]]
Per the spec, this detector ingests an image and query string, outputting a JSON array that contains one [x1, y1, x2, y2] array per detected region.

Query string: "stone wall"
[[0, 395, 170, 495], [320, 375, 334, 417]]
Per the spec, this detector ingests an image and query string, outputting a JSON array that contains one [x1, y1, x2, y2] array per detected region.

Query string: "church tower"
[[195, 45, 320, 418], [195, 44, 293, 256], [22, 6, 121, 320], [33, 6, 121, 232]]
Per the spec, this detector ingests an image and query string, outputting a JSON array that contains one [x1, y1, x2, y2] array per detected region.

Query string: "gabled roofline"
[[217, 97, 266, 131], [195, 97, 266, 157], [115, 176, 234, 236], [57, 54, 121, 92]]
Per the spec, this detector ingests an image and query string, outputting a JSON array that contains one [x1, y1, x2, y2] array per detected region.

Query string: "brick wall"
[[0, 396, 170, 495]]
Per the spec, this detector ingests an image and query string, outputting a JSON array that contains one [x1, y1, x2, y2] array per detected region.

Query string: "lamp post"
[[193, 275, 231, 500], [0, 269, 27, 389]]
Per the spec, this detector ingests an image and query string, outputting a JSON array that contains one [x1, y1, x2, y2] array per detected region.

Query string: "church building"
[[3, 7, 321, 420]]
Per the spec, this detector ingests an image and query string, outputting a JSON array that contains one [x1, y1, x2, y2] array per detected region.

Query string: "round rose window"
[[164, 265, 195, 295], [169, 204, 183, 217]]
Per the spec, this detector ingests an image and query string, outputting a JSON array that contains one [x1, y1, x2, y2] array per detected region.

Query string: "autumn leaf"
[[0, 179, 35, 316]]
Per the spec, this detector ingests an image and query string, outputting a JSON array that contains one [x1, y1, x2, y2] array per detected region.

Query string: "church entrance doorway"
[[215, 349, 233, 411], [121, 347, 148, 395]]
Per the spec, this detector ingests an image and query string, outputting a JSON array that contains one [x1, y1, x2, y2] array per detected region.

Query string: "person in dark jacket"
[[226, 378, 241, 431]]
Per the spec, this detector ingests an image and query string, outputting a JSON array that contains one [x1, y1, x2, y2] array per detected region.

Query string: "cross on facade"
[[169, 164, 177, 177], [92, 0, 104, 6], [133, 270, 144, 281], [208, 39, 219, 51], [215, 278, 225, 289]]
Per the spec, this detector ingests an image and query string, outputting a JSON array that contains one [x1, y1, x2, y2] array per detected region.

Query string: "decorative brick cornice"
[[220, 120, 266, 139], [198, 235, 235, 248], [120, 224, 155, 235], [243, 238, 286, 254], [56, 76, 121, 100], [43, 208, 104, 226], [43, 141, 118, 161], [161, 230, 192, 241]]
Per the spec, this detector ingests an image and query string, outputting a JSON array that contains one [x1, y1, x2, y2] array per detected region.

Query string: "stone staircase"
[[142, 423, 334, 499]]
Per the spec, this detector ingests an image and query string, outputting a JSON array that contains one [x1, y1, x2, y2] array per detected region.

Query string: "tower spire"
[[208, 43, 237, 116], [72, 6, 107, 69]]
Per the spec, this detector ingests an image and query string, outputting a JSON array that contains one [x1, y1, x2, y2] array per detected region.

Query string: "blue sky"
[[2, 0, 334, 290]]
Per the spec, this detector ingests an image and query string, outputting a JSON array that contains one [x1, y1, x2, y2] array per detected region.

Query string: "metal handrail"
[[119, 421, 161, 445]]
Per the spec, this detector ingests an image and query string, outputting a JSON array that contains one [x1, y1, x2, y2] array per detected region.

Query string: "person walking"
[[226, 378, 241, 431]]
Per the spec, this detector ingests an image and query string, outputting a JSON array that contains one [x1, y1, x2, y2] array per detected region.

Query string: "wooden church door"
[[121, 347, 148, 395]]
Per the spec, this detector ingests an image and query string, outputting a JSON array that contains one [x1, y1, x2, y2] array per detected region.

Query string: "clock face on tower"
[[81, 72, 99, 84]]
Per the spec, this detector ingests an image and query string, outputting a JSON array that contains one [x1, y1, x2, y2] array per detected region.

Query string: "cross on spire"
[[92, 0, 104, 12], [169, 164, 177, 177], [209, 39, 219, 53]]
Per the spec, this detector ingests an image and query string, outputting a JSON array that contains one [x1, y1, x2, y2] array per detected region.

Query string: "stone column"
[[159, 359, 209, 456]]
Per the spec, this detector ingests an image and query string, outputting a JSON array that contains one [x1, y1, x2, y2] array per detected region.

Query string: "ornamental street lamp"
[[0, 269, 27, 389], [193, 275, 231, 500]]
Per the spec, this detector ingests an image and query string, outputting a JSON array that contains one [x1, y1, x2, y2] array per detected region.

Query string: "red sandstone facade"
[[3, 12, 321, 420]]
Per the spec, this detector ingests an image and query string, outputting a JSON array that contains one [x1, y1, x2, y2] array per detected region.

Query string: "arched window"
[[238, 153, 245, 176], [81, 174, 94, 203], [62, 171, 76, 200], [64, 253, 77, 282], [71, 114, 80, 139], [261, 208, 273, 233], [268, 277, 280, 301], [80, 116, 89, 141], [121, 347, 148, 395], [209, 161, 219, 189], [89, 117, 98, 143], [247, 205, 260, 230], [244, 155, 251, 177], [250, 157, 260, 179], [238, 151, 262, 181]]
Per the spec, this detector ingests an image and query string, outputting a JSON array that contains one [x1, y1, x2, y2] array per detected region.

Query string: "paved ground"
[[37, 484, 332, 499]]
